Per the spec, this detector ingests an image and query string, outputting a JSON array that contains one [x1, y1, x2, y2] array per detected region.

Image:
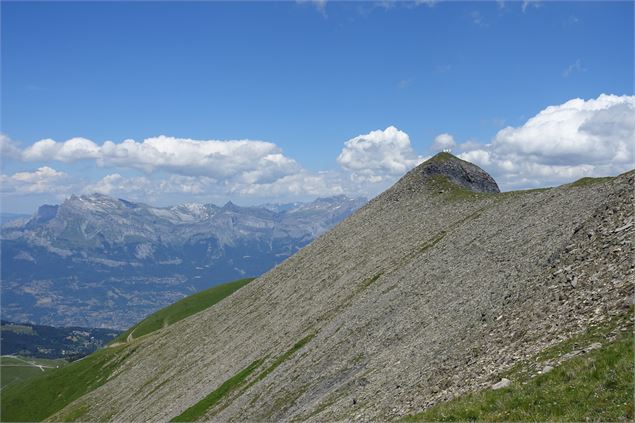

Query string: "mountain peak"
[[222, 200, 241, 211], [387, 152, 500, 199], [421, 152, 499, 193]]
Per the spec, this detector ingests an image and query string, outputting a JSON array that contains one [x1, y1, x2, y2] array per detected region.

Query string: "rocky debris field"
[[47, 154, 634, 422]]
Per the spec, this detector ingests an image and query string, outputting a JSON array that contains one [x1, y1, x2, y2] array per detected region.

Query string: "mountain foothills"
[[0, 195, 364, 329], [2, 153, 633, 422], [0, 320, 120, 360]]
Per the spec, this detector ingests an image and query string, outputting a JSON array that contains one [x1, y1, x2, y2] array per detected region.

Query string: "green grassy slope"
[[404, 313, 634, 422], [111, 277, 254, 343], [171, 359, 265, 422], [171, 333, 315, 422], [0, 345, 135, 422], [1, 277, 255, 422], [567, 176, 615, 188], [0, 356, 66, 389]]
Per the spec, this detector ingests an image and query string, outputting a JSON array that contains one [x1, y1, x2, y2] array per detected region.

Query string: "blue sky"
[[1, 1, 633, 212]]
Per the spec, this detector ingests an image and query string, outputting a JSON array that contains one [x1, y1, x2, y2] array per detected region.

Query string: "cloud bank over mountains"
[[2, 128, 424, 204], [2, 94, 633, 206], [457, 94, 634, 189], [21, 136, 301, 183]]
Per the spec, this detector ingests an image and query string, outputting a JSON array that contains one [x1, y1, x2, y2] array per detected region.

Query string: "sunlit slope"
[[0, 356, 66, 389], [404, 311, 633, 421], [0, 277, 254, 422], [111, 277, 254, 343], [12, 154, 631, 422]]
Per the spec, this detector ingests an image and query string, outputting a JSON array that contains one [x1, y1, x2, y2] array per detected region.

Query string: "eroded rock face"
[[417, 153, 500, 193], [383, 152, 500, 202]]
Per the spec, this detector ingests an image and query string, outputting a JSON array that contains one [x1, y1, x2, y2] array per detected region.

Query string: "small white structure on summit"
[[442, 148, 452, 153]]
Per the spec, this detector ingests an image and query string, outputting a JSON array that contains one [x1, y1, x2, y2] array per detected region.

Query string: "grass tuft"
[[170, 359, 265, 422], [418, 231, 446, 254], [171, 334, 316, 422], [403, 316, 634, 422], [252, 334, 315, 385], [360, 273, 383, 289]]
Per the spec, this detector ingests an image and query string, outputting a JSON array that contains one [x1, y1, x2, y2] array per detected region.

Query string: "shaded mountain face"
[[0, 195, 365, 329], [385, 152, 500, 200], [47, 153, 633, 422], [417, 152, 500, 193]]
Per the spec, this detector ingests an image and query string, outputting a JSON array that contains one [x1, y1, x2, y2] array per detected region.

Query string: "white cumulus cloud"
[[432, 133, 456, 151], [337, 126, 425, 182], [82, 174, 155, 197], [81, 170, 346, 204], [458, 94, 635, 189], [0, 167, 71, 194], [21, 135, 301, 184], [23, 137, 101, 162], [233, 170, 345, 199], [0, 134, 22, 159]]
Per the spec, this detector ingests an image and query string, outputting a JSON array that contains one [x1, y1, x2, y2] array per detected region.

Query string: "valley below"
[[1, 195, 364, 329]]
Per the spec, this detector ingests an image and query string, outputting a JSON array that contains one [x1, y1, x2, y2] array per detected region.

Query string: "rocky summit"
[[386, 152, 500, 202], [417, 152, 500, 193], [36, 154, 633, 422]]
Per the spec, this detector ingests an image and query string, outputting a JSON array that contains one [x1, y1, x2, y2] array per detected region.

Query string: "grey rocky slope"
[[50, 153, 634, 422], [0, 194, 364, 328]]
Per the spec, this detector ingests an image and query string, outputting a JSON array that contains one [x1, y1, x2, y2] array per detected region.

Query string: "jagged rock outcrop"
[[418, 152, 500, 193], [48, 154, 633, 422], [385, 153, 500, 202]]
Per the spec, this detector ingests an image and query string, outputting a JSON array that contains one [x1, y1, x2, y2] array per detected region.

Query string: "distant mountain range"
[[0, 213, 30, 225], [0, 194, 365, 329], [4, 153, 631, 422]]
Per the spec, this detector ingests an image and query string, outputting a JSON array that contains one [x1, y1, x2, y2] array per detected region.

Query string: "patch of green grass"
[[252, 334, 315, 386], [112, 277, 254, 343], [360, 273, 383, 289], [532, 310, 632, 365], [1, 278, 254, 421], [170, 359, 265, 422], [351, 352, 365, 364], [418, 231, 446, 254], [235, 334, 317, 418], [568, 176, 614, 188], [403, 320, 634, 422], [0, 344, 135, 422], [1, 361, 44, 390], [429, 175, 491, 201], [0, 356, 66, 389], [430, 152, 455, 162]]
